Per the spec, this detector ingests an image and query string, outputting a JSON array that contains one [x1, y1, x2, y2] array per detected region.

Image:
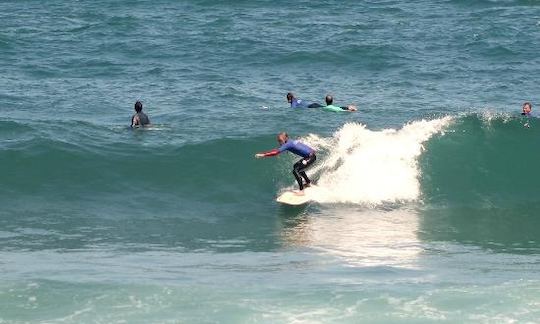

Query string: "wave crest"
[[301, 117, 453, 205]]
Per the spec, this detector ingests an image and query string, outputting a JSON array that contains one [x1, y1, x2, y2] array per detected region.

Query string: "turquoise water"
[[1, 1, 540, 322]]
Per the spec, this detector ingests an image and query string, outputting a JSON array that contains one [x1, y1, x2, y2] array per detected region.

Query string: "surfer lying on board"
[[286, 92, 323, 108], [255, 132, 316, 195], [131, 101, 151, 128], [322, 95, 357, 112], [287, 93, 357, 112]]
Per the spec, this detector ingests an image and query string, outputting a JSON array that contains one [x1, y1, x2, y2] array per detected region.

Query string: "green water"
[[2, 0, 540, 322]]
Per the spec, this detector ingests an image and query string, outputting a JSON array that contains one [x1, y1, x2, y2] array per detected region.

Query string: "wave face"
[[2, 114, 536, 209], [0, 122, 275, 204], [421, 113, 540, 207]]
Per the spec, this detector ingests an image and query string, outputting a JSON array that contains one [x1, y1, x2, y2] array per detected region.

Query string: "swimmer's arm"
[[339, 105, 357, 111], [131, 115, 139, 127], [255, 149, 280, 158], [337, 106, 357, 112]]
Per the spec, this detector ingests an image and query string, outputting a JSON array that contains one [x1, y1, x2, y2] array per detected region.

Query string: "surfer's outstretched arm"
[[255, 149, 280, 158], [255, 133, 293, 158]]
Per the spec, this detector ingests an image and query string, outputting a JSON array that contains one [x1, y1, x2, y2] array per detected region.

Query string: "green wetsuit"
[[322, 104, 348, 112]]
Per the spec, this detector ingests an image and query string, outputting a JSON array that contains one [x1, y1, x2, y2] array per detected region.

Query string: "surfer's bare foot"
[[294, 190, 305, 196], [304, 183, 311, 188]]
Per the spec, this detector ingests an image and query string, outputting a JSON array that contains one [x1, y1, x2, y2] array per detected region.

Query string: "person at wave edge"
[[131, 101, 150, 128], [522, 102, 533, 116], [521, 102, 534, 128], [255, 132, 316, 196]]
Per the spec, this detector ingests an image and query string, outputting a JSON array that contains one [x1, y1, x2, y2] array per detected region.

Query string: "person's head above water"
[[277, 132, 289, 145], [134, 101, 143, 113], [286, 93, 295, 103], [522, 102, 532, 115], [325, 95, 333, 105]]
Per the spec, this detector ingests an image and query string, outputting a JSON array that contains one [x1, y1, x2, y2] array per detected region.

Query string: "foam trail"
[[302, 117, 453, 205]]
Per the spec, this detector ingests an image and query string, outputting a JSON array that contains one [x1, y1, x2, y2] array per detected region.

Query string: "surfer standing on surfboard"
[[255, 132, 316, 195]]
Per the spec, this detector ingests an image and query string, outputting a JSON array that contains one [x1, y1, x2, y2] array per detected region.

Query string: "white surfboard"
[[276, 186, 317, 205]]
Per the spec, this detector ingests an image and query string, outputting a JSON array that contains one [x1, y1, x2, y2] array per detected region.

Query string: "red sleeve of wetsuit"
[[259, 149, 280, 157]]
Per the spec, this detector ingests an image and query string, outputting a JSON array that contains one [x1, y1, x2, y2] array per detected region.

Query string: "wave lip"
[[303, 117, 453, 205]]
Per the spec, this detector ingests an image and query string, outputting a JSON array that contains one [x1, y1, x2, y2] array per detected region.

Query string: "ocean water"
[[1, 0, 540, 322]]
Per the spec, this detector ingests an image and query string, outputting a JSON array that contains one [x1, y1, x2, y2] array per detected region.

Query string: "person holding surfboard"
[[255, 132, 316, 195], [131, 101, 151, 128]]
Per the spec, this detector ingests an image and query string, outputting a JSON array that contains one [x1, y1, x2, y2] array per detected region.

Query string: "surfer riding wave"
[[255, 132, 316, 195]]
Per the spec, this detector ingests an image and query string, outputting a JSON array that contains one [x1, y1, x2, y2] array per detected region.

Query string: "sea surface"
[[1, 0, 540, 323]]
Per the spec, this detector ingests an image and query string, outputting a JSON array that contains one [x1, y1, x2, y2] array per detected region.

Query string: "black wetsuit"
[[132, 112, 150, 127], [293, 153, 316, 190]]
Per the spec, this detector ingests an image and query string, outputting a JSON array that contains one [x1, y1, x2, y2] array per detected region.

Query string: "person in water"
[[521, 102, 533, 128], [255, 132, 316, 195], [522, 102, 533, 116], [322, 95, 357, 112], [131, 101, 150, 127], [286, 92, 323, 108]]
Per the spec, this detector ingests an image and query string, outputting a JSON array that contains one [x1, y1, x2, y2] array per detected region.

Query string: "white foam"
[[300, 117, 453, 205]]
